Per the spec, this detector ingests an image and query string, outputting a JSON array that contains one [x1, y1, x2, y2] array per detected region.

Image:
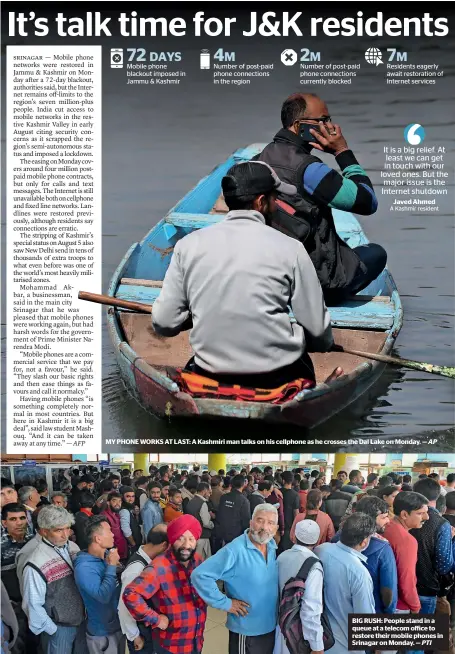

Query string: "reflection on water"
[[95, 29, 455, 449]]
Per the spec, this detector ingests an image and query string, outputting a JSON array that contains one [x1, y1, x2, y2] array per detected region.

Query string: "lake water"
[[100, 28, 455, 452]]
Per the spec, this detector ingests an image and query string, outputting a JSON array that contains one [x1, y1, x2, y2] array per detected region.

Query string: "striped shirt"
[[303, 149, 378, 215]]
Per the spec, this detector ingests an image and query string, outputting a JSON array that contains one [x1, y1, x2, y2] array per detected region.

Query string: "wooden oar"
[[78, 291, 455, 380], [334, 345, 455, 379], [78, 291, 152, 314]]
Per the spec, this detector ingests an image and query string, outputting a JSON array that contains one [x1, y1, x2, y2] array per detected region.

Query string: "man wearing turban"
[[123, 514, 207, 654]]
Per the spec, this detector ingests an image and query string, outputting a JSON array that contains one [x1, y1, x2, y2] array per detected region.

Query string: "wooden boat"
[[106, 144, 403, 428]]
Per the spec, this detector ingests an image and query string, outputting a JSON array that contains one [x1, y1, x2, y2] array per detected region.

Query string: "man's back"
[[282, 487, 300, 531], [74, 511, 90, 550], [315, 541, 374, 653], [324, 490, 352, 531], [153, 210, 331, 375], [216, 490, 250, 543], [277, 544, 322, 591], [409, 507, 452, 597], [383, 519, 420, 612], [210, 486, 224, 511], [248, 492, 265, 516]]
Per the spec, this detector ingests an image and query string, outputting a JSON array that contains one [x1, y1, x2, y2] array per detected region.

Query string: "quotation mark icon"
[[404, 124, 426, 145], [281, 49, 298, 66]]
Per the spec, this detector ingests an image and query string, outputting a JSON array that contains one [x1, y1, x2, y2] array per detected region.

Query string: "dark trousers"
[[126, 622, 155, 653], [325, 243, 387, 305], [127, 638, 154, 654], [186, 352, 316, 387], [228, 630, 275, 654]]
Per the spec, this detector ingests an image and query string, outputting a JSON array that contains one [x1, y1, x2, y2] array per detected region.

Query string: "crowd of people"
[[1, 464, 455, 654]]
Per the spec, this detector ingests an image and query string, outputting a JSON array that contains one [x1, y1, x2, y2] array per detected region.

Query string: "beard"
[[376, 525, 386, 535], [173, 545, 196, 562], [261, 200, 275, 226], [250, 528, 274, 545], [110, 506, 121, 513]]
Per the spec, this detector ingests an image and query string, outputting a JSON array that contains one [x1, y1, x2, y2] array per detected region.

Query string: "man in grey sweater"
[[152, 161, 341, 387]]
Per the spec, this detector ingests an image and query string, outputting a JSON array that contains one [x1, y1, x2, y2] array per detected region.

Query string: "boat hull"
[[106, 143, 403, 429], [108, 313, 393, 428]]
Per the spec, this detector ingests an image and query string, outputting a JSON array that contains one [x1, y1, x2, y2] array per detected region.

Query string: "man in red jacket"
[[123, 514, 207, 654], [383, 491, 429, 613], [102, 491, 128, 562]]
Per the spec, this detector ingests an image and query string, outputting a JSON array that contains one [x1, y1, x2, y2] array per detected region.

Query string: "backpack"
[[278, 556, 334, 654]]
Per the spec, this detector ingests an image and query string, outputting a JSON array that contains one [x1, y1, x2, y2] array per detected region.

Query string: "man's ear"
[[253, 194, 266, 213]]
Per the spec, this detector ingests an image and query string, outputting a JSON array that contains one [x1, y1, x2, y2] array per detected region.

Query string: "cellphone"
[[298, 123, 321, 142], [110, 48, 123, 69]]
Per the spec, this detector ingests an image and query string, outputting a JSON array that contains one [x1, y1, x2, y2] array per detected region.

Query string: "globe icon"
[[365, 47, 383, 66]]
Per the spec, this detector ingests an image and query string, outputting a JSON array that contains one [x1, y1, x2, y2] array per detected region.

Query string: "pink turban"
[[167, 515, 202, 545]]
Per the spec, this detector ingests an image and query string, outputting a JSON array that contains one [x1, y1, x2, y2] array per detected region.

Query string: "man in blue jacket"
[[141, 482, 164, 537], [191, 503, 279, 654], [332, 495, 398, 613], [74, 516, 125, 654]]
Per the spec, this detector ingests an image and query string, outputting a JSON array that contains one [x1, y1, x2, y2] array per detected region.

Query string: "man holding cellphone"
[[256, 93, 386, 305], [74, 516, 125, 654]]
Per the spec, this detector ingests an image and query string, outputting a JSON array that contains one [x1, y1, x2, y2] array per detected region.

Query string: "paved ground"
[[202, 606, 229, 653], [123, 606, 229, 653]]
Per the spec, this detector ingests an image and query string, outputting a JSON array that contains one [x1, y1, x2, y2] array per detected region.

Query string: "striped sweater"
[[302, 149, 378, 215]]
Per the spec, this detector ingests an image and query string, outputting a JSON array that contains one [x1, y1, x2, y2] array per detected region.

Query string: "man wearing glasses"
[[256, 93, 386, 305]]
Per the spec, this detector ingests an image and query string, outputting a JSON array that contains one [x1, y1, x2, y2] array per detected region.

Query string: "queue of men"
[[1, 466, 455, 654]]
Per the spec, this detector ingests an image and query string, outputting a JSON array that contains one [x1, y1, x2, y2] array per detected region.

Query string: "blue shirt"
[[141, 500, 163, 537], [191, 530, 278, 637], [315, 541, 375, 654], [73, 551, 121, 637], [331, 532, 398, 613]]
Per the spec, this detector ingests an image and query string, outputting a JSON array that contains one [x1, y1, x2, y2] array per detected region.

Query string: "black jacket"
[[215, 490, 251, 544], [248, 492, 266, 517], [73, 511, 91, 550], [257, 129, 361, 291], [324, 490, 353, 531], [69, 488, 84, 514], [410, 507, 450, 597]]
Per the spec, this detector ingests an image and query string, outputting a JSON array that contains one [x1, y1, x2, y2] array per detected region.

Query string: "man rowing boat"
[[151, 161, 342, 390]]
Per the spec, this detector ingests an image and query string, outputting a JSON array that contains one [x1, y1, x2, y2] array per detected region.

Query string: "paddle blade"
[[401, 360, 455, 379]]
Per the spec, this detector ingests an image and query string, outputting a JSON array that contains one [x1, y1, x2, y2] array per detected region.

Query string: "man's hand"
[[156, 614, 169, 630], [451, 526, 455, 539], [106, 547, 120, 567], [310, 122, 348, 155], [133, 635, 145, 651], [227, 599, 250, 617]]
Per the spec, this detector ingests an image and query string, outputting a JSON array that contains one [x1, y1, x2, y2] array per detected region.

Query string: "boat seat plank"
[[166, 211, 363, 238], [121, 278, 163, 288], [115, 284, 394, 330]]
